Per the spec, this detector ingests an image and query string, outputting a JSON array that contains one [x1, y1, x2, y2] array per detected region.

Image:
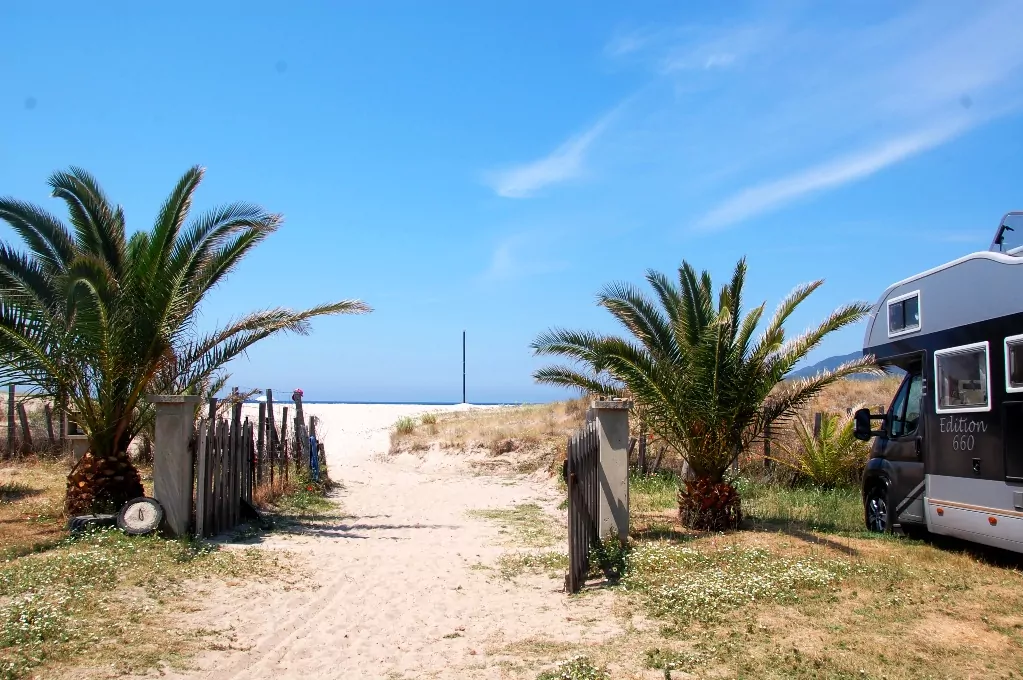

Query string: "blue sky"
[[2, 1, 1023, 403]]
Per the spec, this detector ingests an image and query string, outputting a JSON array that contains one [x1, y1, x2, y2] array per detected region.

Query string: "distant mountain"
[[787, 351, 904, 380]]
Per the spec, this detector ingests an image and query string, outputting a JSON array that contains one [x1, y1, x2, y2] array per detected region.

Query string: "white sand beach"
[[156, 403, 620, 679]]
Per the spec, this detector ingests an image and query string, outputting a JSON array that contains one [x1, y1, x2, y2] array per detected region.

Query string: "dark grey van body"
[[860, 235, 1023, 553]]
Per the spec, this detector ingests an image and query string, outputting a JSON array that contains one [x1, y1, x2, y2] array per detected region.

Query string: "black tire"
[[864, 480, 890, 533]]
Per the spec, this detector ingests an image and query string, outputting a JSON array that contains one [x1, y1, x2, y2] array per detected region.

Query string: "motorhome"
[[854, 212, 1023, 554]]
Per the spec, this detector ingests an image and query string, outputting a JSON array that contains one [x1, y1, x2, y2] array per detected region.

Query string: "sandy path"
[[160, 404, 619, 679]]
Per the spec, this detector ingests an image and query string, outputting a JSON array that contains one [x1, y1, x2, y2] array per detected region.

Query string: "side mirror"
[[853, 407, 886, 441]]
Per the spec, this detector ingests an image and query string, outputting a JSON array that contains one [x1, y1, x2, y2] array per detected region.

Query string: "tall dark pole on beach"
[[462, 331, 466, 404]]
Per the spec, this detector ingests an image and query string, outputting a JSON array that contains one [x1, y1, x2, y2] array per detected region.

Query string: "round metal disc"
[[117, 497, 164, 535]]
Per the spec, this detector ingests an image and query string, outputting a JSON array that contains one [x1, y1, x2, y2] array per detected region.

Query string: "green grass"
[[468, 503, 560, 548], [630, 470, 679, 513], [629, 471, 866, 535], [394, 416, 417, 436], [0, 527, 290, 679], [621, 541, 878, 631], [275, 486, 337, 515], [497, 550, 568, 578], [738, 479, 865, 534], [420, 412, 438, 426]]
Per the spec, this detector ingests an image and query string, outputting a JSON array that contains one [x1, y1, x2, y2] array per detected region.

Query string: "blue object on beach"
[[309, 434, 319, 482]]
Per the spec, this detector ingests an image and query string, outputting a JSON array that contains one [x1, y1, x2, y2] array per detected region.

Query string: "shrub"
[[770, 411, 869, 488], [394, 416, 416, 436], [420, 412, 437, 426], [588, 533, 630, 583]]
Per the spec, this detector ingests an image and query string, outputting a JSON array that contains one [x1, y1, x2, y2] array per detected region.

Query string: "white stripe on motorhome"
[[927, 498, 1023, 520], [926, 501, 1023, 552], [925, 474, 1023, 553]]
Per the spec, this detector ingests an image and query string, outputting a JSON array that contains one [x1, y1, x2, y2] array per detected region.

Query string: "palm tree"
[[532, 257, 878, 530], [0, 166, 370, 513], [770, 411, 870, 488]]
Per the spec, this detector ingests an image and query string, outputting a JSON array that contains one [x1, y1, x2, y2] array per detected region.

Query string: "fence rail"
[[565, 420, 599, 594]]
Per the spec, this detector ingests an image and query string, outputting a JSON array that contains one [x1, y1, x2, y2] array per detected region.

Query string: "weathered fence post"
[[266, 390, 276, 486], [6, 385, 15, 458], [148, 395, 204, 537], [16, 402, 32, 455], [280, 408, 289, 473], [592, 399, 631, 542], [637, 421, 647, 475], [230, 400, 242, 529], [257, 402, 266, 485], [293, 391, 308, 468], [195, 418, 210, 538], [44, 404, 56, 447]]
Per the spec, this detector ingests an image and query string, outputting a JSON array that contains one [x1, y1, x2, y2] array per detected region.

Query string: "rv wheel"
[[865, 481, 890, 533]]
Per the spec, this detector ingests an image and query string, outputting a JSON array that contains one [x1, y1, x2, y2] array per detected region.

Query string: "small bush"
[[394, 416, 416, 436], [537, 655, 610, 680], [420, 412, 437, 426], [588, 533, 630, 583]]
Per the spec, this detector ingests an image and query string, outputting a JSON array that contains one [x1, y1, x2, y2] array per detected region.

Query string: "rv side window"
[[1005, 335, 1023, 392], [934, 342, 990, 413], [887, 372, 922, 438], [887, 292, 920, 337]]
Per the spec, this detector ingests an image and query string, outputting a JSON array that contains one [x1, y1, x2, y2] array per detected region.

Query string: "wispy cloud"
[[659, 25, 773, 73], [482, 232, 569, 281], [485, 107, 621, 199], [696, 117, 975, 231]]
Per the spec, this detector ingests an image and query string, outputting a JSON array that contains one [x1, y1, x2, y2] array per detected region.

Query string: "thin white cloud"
[[695, 118, 976, 231], [604, 28, 657, 58], [485, 106, 621, 199], [659, 25, 771, 73], [482, 232, 570, 281]]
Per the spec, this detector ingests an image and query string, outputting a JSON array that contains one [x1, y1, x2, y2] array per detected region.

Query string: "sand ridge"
[[156, 403, 619, 679]]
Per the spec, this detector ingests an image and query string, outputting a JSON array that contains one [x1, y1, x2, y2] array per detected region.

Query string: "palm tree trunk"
[[65, 433, 144, 516], [677, 475, 742, 531]]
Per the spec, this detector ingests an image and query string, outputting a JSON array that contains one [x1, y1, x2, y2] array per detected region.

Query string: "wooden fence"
[[193, 390, 326, 538], [194, 400, 254, 538], [2, 384, 69, 459], [565, 420, 600, 594]]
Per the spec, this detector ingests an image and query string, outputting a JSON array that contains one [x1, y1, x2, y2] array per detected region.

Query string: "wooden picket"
[[565, 420, 600, 594]]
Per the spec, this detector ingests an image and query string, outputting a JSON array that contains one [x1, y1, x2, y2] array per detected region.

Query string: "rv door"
[[881, 369, 927, 527]]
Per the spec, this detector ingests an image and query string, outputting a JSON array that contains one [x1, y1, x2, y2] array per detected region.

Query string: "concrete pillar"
[[148, 395, 203, 536], [68, 435, 89, 464], [592, 399, 631, 541]]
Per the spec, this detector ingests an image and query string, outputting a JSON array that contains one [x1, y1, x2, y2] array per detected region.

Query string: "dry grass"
[[389, 397, 589, 475], [419, 379, 1023, 678], [0, 456, 301, 680], [496, 527, 1023, 679]]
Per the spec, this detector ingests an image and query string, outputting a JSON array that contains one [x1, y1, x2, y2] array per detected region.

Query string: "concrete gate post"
[[148, 395, 203, 536], [592, 399, 631, 541]]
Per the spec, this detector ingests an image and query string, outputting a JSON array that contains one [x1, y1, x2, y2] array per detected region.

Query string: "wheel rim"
[[866, 491, 887, 532]]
